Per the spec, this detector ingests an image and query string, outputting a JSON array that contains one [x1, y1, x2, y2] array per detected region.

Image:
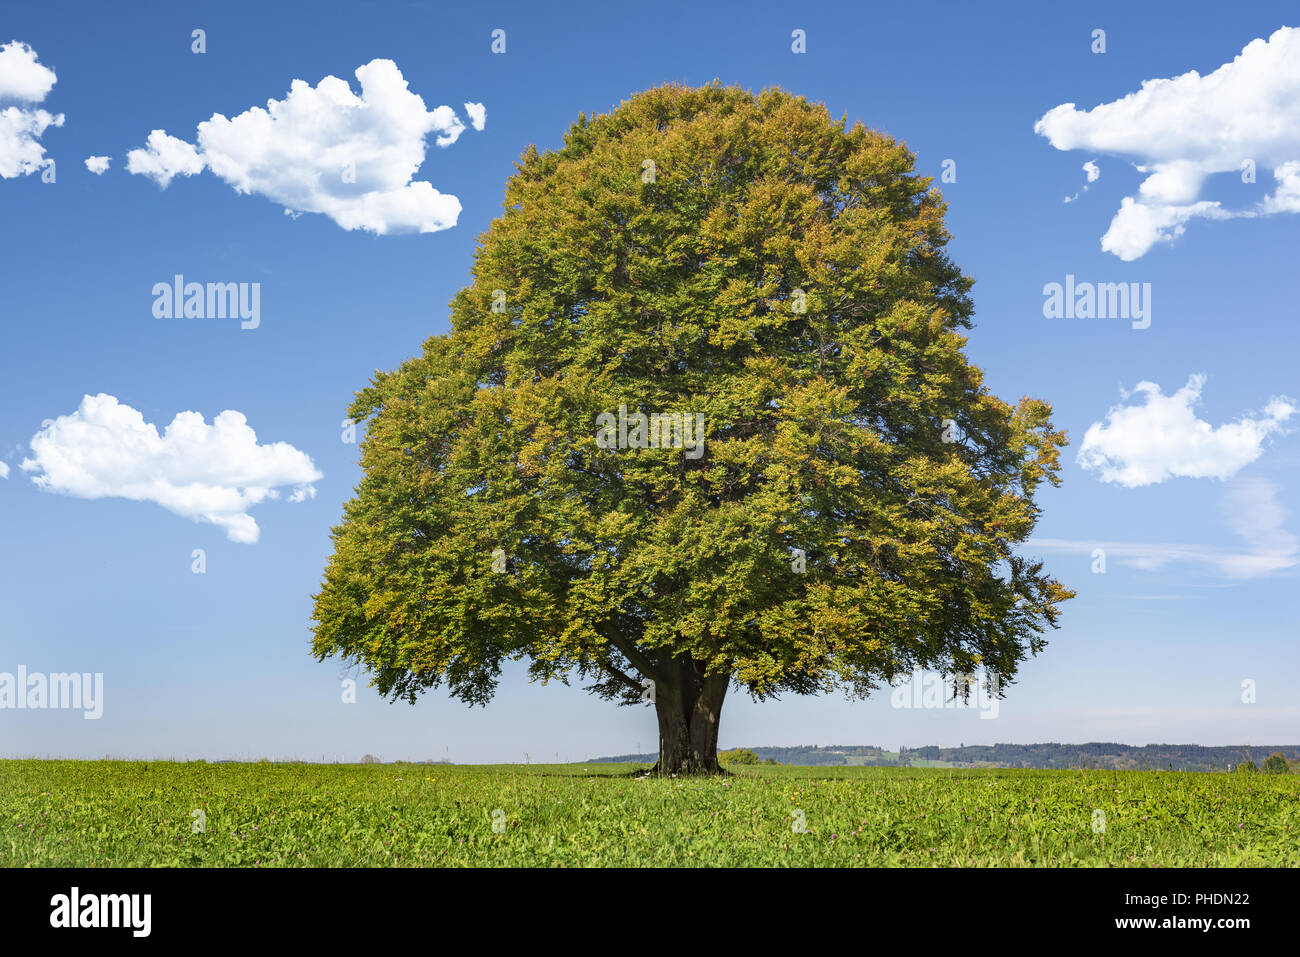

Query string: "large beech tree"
[[311, 83, 1073, 774]]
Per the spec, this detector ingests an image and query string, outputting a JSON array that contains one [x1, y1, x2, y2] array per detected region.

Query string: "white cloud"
[[1064, 160, 1102, 203], [126, 59, 482, 234], [1035, 26, 1300, 258], [1260, 159, 1300, 214], [0, 41, 63, 179], [84, 155, 110, 175], [0, 40, 56, 101], [287, 485, 315, 504], [1093, 196, 1230, 260], [125, 130, 206, 186], [0, 461, 9, 479], [464, 102, 486, 131], [1078, 375, 1294, 487], [20, 394, 322, 543]]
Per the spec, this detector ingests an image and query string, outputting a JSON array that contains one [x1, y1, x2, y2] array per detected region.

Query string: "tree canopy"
[[1262, 753, 1291, 775], [311, 82, 1073, 773]]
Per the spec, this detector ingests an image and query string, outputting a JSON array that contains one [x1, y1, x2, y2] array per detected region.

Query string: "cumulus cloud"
[[125, 58, 483, 234], [1095, 196, 1231, 260], [0, 39, 55, 100], [20, 394, 322, 543], [0, 41, 63, 179], [1078, 375, 1295, 486], [1032, 478, 1297, 577], [126, 130, 204, 186], [1036, 26, 1300, 258], [84, 155, 110, 175], [0, 461, 9, 479]]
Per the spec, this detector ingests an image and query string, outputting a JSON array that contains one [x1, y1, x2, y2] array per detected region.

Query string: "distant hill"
[[590, 743, 1300, 772]]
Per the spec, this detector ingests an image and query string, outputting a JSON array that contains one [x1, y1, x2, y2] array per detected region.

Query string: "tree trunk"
[[651, 660, 728, 775]]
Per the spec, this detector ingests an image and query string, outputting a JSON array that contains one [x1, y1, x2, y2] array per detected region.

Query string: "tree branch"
[[601, 624, 669, 687], [595, 658, 643, 693]]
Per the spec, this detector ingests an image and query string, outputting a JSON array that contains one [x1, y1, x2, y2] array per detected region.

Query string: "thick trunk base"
[[646, 761, 730, 776], [651, 669, 728, 776]]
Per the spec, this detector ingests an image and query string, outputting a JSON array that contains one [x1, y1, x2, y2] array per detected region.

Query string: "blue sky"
[[2, 0, 1297, 761]]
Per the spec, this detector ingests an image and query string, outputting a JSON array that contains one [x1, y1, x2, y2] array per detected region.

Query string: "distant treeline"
[[590, 743, 1300, 772], [907, 743, 1300, 772]]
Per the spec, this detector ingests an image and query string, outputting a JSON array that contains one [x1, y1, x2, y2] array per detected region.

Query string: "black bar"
[[2, 866, 1280, 942]]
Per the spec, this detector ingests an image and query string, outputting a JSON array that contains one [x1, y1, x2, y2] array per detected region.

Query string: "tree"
[[1262, 753, 1290, 775], [311, 82, 1073, 775], [1235, 761, 1258, 773], [719, 747, 761, 765]]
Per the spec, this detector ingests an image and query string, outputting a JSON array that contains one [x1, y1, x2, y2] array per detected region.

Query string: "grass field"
[[3, 760, 1297, 867]]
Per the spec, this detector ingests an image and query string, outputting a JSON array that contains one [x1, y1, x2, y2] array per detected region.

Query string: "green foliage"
[[1262, 754, 1291, 775], [719, 748, 761, 765], [4, 761, 1297, 867], [1235, 761, 1258, 773], [311, 82, 1072, 716]]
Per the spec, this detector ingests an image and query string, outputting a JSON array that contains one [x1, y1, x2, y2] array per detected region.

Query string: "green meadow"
[[3, 760, 1297, 867]]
